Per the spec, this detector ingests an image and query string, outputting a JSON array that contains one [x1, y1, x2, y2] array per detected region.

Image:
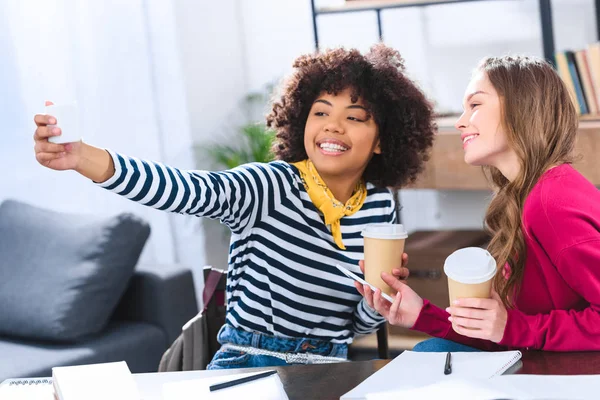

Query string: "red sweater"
[[412, 164, 600, 351]]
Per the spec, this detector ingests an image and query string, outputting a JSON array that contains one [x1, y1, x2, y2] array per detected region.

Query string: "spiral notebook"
[[341, 350, 522, 400], [1, 361, 139, 400], [0, 378, 55, 399]]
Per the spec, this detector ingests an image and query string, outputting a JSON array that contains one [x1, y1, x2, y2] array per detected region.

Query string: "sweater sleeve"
[[351, 299, 386, 335], [499, 239, 600, 350], [96, 150, 275, 234], [411, 300, 504, 351]]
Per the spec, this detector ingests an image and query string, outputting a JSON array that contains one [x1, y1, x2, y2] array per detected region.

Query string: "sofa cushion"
[[0, 200, 150, 342], [0, 321, 166, 380]]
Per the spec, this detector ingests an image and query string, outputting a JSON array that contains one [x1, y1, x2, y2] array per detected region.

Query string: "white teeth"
[[462, 134, 478, 144], [319, 143, 348, 152]]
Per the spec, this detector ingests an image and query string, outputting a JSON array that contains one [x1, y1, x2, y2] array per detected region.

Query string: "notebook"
[[52, 361, 140, 400], [341, 350, 522, 400], [162, 371, 289, 400], [0, 378, 55, 400]]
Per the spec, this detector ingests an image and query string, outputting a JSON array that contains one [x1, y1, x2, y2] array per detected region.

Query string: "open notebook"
[[341, 350, 522, 400]]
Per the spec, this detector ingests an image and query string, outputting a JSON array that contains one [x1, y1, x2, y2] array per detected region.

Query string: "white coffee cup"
[[444, 247, 497, 306], [46, 103, 82, 144]]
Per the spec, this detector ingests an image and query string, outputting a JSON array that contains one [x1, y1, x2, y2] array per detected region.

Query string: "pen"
[[444, 352, 452, 375], [209, 370, 278, 392]]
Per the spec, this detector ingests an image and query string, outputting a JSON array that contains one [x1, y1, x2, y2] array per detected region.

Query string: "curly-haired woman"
[[32, 44, 436, 368], [359, 55, 600, 353]]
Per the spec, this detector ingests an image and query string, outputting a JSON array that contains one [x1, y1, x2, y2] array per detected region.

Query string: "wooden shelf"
[[316, 0, 488, 14], [408, 116, 600, 190]]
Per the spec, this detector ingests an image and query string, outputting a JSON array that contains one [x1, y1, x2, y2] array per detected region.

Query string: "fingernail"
[[59, 152, 66, 157], [453, 300, 459, 305], [64, 144, 72, 151], [49, 118, 56, 124], [52, 128, 60, 135], [448, 316, 453, 322], [445, 307, 450, 313]]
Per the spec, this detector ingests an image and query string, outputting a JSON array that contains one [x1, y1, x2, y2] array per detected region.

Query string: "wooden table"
[[134, 352, 600, 400]]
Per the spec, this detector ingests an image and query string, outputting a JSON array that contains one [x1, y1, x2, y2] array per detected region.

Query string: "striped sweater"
[[98, 150, 396, 344]]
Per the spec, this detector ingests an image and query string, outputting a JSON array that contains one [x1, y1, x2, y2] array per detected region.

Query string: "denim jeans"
[[412, 338, 481, 352], [207, 324, 348, 370]]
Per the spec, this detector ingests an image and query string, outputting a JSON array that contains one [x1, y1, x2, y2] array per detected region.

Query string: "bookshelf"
[[409, 116, 600, 190], [309, 0, 600, 66]]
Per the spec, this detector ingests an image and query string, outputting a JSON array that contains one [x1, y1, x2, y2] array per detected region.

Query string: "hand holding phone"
[[335, 264, 395, 303]]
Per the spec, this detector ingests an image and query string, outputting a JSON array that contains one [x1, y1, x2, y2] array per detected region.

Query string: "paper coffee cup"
[[444, 247, 496, 307], [362, 224, 408, 296], [46, 103, 82, 144]]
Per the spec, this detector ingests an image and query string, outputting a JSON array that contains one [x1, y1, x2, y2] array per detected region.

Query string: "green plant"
[[206, 123, 276, 169]]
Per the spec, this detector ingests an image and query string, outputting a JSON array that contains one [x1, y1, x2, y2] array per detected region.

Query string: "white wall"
[[173, 0, 249, 149]]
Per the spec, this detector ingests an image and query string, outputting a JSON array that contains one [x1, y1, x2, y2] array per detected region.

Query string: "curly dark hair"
[[266, 43, 436, 188]]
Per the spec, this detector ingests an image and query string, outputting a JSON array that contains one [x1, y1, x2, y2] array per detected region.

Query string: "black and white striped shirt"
[[98, 151, 396, 343]]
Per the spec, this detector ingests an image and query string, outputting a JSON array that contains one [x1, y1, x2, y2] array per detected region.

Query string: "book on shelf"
[[555, 43, 600, 117]]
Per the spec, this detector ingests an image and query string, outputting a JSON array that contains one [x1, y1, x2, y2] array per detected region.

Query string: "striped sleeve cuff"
[[353, 298, 385, 334], [95, 149, 123, 188]]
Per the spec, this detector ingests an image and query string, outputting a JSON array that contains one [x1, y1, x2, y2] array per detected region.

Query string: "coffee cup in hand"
[[46, 103, 82, 144], [444, 247, 496, 330], [362, 224, 408, 296]]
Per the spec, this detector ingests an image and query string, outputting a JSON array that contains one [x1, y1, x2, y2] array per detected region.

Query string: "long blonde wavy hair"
[[479, 56, 578, 308]]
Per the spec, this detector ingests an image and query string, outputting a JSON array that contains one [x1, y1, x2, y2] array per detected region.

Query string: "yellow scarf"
[[292, 159, 367, 250]]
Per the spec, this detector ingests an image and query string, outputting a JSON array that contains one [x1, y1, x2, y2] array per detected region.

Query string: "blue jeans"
[[207, 325, 348, 370], [413, 338, 481, 352]]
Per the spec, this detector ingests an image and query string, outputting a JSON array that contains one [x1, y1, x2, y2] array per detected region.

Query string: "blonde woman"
[[358, 55, 600, 352]]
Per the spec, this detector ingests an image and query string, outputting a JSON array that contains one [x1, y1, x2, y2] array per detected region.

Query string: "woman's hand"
[[357, 253, 409, 281], [34, 101, 114, 182], [33, 101, 82, 171], [354, 255, 424, 329], [446, 290, 508, 343]]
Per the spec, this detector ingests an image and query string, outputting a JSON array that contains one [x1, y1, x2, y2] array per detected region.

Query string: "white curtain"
[[0, 0, 205, 294]]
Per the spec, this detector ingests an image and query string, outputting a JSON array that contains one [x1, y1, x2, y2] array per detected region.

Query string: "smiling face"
[[454, 71, 519, 177], [304, 88, 381, 181]]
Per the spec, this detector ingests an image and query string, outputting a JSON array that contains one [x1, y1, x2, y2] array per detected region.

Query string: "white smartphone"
[[335, 264, 395, 303]]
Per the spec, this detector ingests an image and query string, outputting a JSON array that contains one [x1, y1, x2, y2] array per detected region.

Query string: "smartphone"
[[335, 264, 395, 303]]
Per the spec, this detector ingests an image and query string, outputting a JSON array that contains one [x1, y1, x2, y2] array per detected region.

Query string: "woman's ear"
[[374, 139, 382, 154]]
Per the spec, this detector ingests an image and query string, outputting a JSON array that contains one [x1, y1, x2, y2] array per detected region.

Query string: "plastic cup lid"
[[362, 223, 408, 239], [443, 247, 497, 284]]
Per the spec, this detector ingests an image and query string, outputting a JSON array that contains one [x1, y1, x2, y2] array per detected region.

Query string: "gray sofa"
[[0, 200, 198, 381]]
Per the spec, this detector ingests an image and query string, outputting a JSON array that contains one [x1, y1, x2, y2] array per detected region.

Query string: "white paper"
[[366, 375, 600, 400], [366, 378, 524, 400], [52, 361, 140, 400], [162, 371, 289, 400], [341, 350, 522, 400]]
